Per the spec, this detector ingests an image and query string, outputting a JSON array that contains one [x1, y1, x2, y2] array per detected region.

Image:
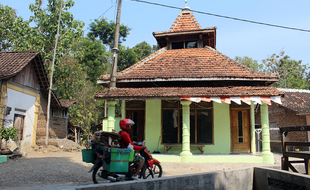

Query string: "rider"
[[118, 118, 145, 180]]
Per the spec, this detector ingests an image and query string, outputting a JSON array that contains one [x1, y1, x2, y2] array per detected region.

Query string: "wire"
[[130, 0, 310, 33], [83, 4, 116, 32]]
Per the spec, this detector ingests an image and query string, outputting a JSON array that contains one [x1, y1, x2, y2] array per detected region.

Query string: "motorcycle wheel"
[[92, 165, 108, 184], [140, 163, 162, 179]]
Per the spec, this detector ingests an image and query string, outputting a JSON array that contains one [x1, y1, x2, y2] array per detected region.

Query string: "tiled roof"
[[95, 86, 282, 99], [99, 47, 278, 82], [0, 51, 63, 108], [278, 88, 310, 114], [59, 99, 76, 108], [169, 10, 202, 32], [0, 51, 41, 79]]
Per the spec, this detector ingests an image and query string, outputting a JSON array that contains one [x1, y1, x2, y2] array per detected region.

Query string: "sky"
[[2, 0, 310, 66]]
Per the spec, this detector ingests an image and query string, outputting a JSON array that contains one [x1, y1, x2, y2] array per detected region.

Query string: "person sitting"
[[118, 118, 145, 180]]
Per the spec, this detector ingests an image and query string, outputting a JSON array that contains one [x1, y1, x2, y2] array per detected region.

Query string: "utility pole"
[[46, 0, 63, 145], [110, 0, 122, 90]]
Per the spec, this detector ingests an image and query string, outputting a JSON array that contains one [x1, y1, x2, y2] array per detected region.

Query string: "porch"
[[151, 153, 269, 163]]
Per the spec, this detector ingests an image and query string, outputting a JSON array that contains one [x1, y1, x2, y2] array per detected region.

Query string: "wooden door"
[[126, 110, 145, 142], [14, 114, 25, 141], [230, 109, 251, 153]]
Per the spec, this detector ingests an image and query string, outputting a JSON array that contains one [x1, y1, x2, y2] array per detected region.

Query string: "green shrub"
[[1, 126, 18, 142]]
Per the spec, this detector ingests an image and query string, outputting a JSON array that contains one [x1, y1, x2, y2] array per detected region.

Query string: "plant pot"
[[0, 149, 13, 155]]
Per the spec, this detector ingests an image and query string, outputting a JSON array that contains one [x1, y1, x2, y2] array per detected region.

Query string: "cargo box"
[[104, 148, 131, 173]]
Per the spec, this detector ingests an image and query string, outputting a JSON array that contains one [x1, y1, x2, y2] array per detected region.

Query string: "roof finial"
[[183, 0, 190, 10]]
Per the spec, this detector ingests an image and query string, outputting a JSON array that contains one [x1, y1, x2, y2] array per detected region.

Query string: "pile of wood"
[[94, 131, 121, 146]]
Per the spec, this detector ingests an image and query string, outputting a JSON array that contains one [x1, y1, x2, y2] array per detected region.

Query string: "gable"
[[0, 51, 49, 89], [11, 62, 40, 90]]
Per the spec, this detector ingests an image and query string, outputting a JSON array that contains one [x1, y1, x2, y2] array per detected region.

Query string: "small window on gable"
[[171, 41, 197, 49], [172, 42, 184, 49], [186, 41, 197, 48]]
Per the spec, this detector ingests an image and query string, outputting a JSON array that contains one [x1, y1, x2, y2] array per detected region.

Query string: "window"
[[186, 41, 197, 48], [51, 108, 67, 118], [171, 41, 197, 49], [162, 100, 213, 144]]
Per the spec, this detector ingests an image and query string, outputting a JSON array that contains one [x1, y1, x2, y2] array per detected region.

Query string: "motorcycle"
[[89, 142, 162, 184]]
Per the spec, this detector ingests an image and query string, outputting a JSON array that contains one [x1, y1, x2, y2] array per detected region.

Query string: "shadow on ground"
[[0, 156, 93, 189]]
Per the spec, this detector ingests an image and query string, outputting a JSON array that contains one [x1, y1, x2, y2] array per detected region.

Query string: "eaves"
[[97, 77, 279, 84]]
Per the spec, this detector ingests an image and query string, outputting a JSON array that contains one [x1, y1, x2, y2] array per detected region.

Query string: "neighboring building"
[[0, 51, 70, 153], [95, 6, 282, 163], [256, 88, 310, 152]]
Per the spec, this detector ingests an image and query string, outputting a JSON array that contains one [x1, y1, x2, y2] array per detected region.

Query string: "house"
[[255, 88, 310, 152], [95, 5, 282, 163], [0, 51, 70, 154]]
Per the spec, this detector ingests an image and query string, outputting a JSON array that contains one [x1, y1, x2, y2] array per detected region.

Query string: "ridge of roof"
[[204, 46, 279, 78], [99, 47, 167, 80], [278, 88, 310, 93]]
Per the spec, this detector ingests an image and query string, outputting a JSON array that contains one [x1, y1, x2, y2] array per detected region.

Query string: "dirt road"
[[0, 151, 280, 190]]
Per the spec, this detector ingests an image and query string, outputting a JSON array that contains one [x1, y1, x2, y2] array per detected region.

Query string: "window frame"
[[161, 100, 214, 145]]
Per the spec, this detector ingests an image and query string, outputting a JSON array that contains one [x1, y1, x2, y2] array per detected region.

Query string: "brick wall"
[[36, 92, 67, 140], [255, 102, 307, 152]]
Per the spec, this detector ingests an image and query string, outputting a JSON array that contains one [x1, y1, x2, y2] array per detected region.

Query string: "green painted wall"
[[206, 102, 231, 153], [145, 99, 163, 153], [103, 100, 231, 154], [165, 102, 231, 154]]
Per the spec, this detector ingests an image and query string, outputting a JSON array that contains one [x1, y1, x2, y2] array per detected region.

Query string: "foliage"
[[77, 37, 110, 84], [53, 54, 106, 134], [117, 42, 156, 71], [117, 45, 138, 71], [1, 126, 18, 142], [262, 51, 309, 89], [9, 0, 85, 67], [235, 56, 264, 72], [87, 17, 131, 49], [132, 41, 153, 61], [53, 55, 84, 99], [0, 4, 31, 51]]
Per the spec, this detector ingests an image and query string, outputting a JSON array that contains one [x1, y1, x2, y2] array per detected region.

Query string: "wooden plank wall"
[[11, 62, 40, 90]]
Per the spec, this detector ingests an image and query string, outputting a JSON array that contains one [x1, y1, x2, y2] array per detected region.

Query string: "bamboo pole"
[[46, 0, 63, 145]]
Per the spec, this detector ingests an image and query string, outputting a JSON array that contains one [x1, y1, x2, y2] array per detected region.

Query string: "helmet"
[[119, 119, 135, 130]]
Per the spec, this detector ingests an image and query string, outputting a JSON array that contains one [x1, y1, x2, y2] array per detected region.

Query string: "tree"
[[77, 37, 110, 84], [0, 4, 31, 51], [54, 54, 104, 134], [10, 0, 85, 67], [87, 17, 131, 49], [117, 45, 138, 71], [262, 51, 309, 89], [235, 56, 264, 71], [132, 41, 153, 61]]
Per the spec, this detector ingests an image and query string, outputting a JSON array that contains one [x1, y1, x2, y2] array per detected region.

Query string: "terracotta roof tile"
[[278, 89, 310, 114], [99, 47, 278, 82], [0, 51, 41, 79], [169, 12, 202, 32], [95, 86, 282, 99], [59, 99, 76, 108], [0, 51, 39, 79]]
